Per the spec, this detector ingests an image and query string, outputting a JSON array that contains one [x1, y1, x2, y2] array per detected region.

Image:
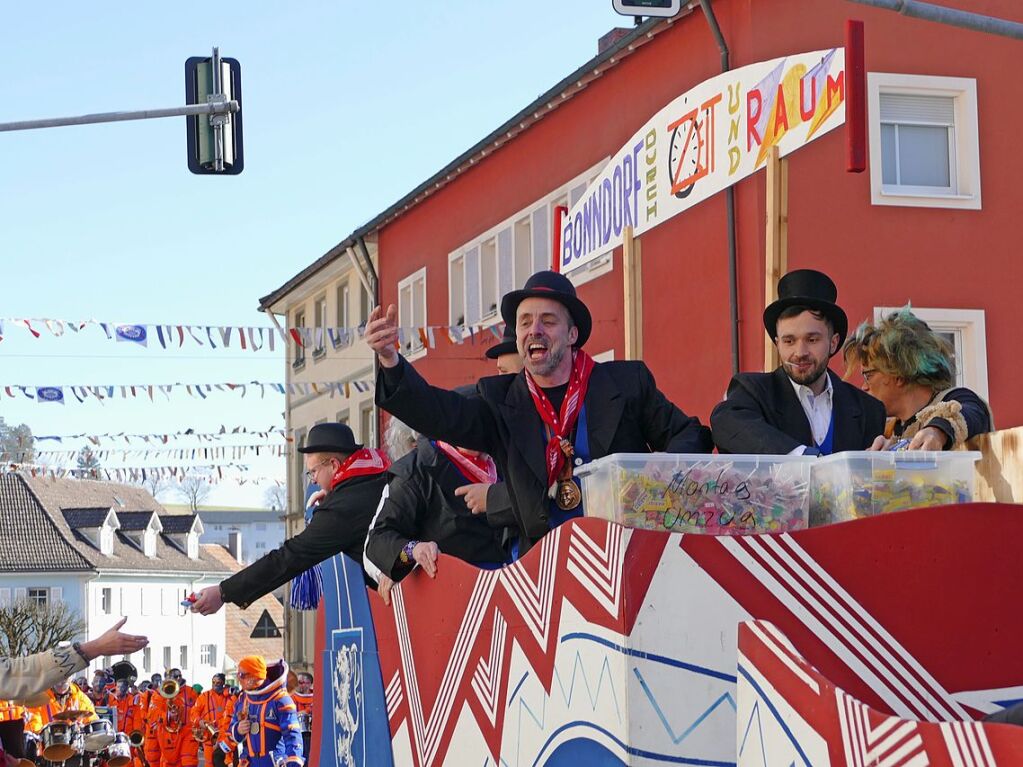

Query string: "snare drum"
[[81, 719, 114, 752], [297, 711, 312, 734], [104, 733, 132, 767], [41, 722, 81, 762]]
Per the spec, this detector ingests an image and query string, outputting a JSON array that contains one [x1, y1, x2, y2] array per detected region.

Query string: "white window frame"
[[313, 295, 327, 358], [101, 588, 112, 614], [867, 73, 981, 210], [873, 306, 988, 400], [292, 309, 306, 367], [397, 267, 428, 360], [359, 403, 377, 448], [448, 159, 611, 339]]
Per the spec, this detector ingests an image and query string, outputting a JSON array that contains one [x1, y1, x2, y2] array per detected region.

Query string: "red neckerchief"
[[329, 448, 390, 491], [524, 349, 595, 491], [435, 441, 498, 484]]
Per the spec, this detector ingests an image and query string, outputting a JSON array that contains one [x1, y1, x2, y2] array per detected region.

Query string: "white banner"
[[559, 47, 846, 271]]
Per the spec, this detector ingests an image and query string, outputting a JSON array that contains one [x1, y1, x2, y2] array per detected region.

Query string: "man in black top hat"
[[711, 269, 885, 455], [189, 422, 390, 614], [366, 270, 712, 556]]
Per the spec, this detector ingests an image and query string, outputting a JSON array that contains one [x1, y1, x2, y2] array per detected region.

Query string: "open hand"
[[412, 542, 440, 578]]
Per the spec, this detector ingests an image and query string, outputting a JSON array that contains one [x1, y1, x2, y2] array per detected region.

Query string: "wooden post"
[[623, 226, 643, 361], [764, 145, 789, 371]]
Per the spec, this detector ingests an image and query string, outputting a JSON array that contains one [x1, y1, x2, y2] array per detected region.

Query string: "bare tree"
[[176, 471, 213, 511], [0, 598, 86, 657], [263, 484, 287, 512], [0, 417, 34, 464], [140, 472, 169, 501]]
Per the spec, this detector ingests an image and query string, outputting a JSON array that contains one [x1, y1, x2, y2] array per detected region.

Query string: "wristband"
[[71, 641, 89, 663], [399, 540, 419, 565]]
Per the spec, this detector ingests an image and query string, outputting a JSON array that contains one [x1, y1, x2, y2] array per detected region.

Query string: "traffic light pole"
[[0, 101, 239, 133]]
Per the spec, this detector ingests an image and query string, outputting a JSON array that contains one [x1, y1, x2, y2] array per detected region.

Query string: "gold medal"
[[249, 722, 260, 735], [556, 479, 581, 511]]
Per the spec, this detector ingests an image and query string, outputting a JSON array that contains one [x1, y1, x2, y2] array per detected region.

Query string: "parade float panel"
[[312, 501, 1023, 766], [736, 620, 1023, 765]]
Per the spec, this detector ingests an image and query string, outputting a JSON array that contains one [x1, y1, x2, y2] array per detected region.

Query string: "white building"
[[196, 509, 286, 566], [0, 475, 231, 685]]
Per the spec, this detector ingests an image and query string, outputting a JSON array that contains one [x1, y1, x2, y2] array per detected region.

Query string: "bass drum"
[[104, 733, 132, 767], [81, 720, 115, 752], [40, 722, 81, 762]]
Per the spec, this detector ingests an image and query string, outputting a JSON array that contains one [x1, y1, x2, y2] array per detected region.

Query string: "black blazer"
[[710, 368, 886, 454], [365, 438, 507, 581], [377, 357, 712, 553], [220, 472, 388, 607]]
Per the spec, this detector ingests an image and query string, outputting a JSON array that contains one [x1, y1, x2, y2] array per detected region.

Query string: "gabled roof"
[[18, 476, 232, 575], [62, 507, 113, 528], [257, 14, 685, 312], [160, 515, 199, 535], [0, 474, 94, 572]]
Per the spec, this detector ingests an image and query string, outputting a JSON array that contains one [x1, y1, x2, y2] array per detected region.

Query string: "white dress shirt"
[[788, 373, 834, 454]]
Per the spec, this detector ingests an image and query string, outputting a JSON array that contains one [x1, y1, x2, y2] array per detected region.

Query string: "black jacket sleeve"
[[710, 375, 802, 454], [928, 387, 993, 446], [364, 471, 429, 582], [376, 357, 498, 454], [484, 482, 517, 529], [219, 505, 361, 608], [636, 363, 713, 453]]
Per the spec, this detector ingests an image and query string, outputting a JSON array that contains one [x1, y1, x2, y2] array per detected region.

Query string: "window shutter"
[[50, 587, 63, 604], [879, 93, 954, 125], [14, 588, 26, 602], [0, 588, 10, 606], [497, 227, 513, 297], [531, 207, 549, 273], [464, 246, 481, 324]]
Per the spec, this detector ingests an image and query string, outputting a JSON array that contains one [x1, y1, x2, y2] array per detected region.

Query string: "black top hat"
[[297, 422, 362, 454], [500, 271, 592, 348], [485, 322, 518, 360], [763, 269, 848, 354]]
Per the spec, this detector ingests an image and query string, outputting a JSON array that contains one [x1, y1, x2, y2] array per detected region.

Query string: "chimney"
[[598, 28, 632, 55], [227, 531, 243, 564]]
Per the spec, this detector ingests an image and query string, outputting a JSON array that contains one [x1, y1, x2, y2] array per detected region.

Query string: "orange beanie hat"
[[238, 656, 267, 680]]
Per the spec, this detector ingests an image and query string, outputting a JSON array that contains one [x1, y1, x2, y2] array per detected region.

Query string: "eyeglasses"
[[861, 368, 879, 383], [304, 458, 332, 479]]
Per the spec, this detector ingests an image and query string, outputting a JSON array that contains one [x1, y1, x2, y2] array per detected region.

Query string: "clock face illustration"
[[668, 111, 705, 199]]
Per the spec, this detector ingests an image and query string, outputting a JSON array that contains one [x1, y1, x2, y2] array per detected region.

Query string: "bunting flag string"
[[0, 380, 375, 404], [31, 426, 287, 445], [3, 462, 284, 486], [22, 442, 289, 463], [0, 316, 508, 351]]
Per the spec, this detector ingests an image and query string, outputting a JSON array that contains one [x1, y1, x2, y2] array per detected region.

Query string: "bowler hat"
[[763, 269, 848, 354], [485, 323, 518, 360], [500, 271, 592, 348], [297, 422, 362, 454]]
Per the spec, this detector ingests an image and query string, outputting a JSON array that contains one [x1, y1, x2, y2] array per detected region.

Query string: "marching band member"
[[191, 674, 231, 767], [25, 678, 97, 734], [229, 657, 303, 767], [149, 670, 198, 767], [213, 686, 239, 767]]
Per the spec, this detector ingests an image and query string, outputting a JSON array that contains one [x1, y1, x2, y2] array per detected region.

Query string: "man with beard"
[[711, 269, 885, 455], [366, 270, 712, 556]]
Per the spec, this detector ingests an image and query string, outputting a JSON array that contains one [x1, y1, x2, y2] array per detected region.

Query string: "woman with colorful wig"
[[843, 307, 993, 450]]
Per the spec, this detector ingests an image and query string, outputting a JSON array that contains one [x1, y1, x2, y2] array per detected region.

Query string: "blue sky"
[[0, 1, 628, 506]]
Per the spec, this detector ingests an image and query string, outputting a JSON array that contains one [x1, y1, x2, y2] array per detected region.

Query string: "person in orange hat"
[[230, 657, 303, 767], [290, 673, 314, 761]]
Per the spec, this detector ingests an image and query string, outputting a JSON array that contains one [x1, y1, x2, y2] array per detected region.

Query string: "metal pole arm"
[[0, 101, 240, 133], [847, 0, 1023, 40]]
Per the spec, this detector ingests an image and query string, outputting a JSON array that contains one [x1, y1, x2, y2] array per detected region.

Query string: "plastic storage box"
[[810, 450, 981, 525], [576, 453, 813, 535]]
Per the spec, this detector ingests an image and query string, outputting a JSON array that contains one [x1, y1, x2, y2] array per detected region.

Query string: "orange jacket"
[[148, 685, 198, 734], [0, 701, 26, 722], [109, 691, 143, 734], [291, 690, 314, 716], [26, 683, 97, 733]]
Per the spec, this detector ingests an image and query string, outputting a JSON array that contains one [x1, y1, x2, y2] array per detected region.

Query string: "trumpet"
[[128, 731, 145, 748], [192, 719, 217, 744], [160, 679, 180, 699]]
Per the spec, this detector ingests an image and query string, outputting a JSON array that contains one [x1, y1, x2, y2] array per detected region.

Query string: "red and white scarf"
[[524, 349, 595, 492], [328, 448, 390, 491], [435, 441, 498, 484]]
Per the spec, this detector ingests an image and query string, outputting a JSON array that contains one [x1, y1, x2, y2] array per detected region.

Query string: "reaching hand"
[[908, 425, 947, 451], [365, 305, 401, 368], [306, 489, 327, 509], [866, 435, 888, 451], [189, 585, 225, 616], [412, 542, 440, 578], [454, 483, 490, 515], [78, 618, 149, 661], [236, 720, 251, 736], [376, 574, 395, 606]]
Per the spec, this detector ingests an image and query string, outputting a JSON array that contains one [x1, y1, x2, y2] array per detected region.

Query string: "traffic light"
[[185, 54, 244, 174], [612, 0, 682, 18]]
